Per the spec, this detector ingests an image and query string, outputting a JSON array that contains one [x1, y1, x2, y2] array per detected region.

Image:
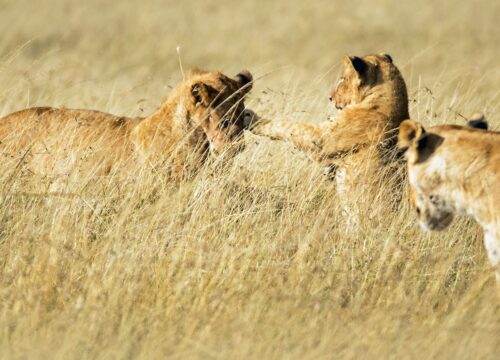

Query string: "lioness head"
[[330, 53, 409, 120], [398, 119, 453, 231], [185, 69, 253, 155], [398, 116, 492, 229]]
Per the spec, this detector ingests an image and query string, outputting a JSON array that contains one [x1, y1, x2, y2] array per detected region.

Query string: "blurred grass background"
[[0, 0, 499, 359]]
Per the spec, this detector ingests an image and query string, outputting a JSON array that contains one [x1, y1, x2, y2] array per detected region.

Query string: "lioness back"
[[0, 107, 140, 183], [0, 107, 139, 153]]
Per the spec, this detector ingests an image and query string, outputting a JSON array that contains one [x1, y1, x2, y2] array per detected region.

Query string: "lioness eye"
[[221, 118, 231, 129]]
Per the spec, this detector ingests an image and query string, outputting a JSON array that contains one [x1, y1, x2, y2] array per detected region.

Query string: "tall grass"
[[0, 0, 499, 359]]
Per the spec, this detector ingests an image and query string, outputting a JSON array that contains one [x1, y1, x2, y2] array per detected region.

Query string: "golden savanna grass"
[[0, 0, 499, 358]]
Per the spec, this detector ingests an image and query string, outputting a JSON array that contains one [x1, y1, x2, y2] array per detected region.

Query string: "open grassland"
[[0, 0, 499, 358]]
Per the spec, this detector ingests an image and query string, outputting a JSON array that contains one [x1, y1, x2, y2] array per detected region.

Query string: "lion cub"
[[399, 118, 500, 283], [0, 69, 253, 183], [251, 54, 409, 219]]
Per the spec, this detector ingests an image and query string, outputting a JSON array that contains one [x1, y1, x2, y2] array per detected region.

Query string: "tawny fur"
[[399, 119, 500, 283], [251, 54, 409, 217], [0, 69, 253, 184]]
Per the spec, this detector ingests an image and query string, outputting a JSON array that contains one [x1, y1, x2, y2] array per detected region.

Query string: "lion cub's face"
[[330, 53, 395, 110], [188, 70, 253, 156], [398, 120, 454, 231]]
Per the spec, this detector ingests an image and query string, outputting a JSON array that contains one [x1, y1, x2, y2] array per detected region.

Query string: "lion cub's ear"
[[398, 119, 425, 150], [343, 55, 368, 75], [191, 82, 217, 106]]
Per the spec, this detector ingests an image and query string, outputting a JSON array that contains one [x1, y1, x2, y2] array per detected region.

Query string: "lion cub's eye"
[[429, 194, 438, 204]]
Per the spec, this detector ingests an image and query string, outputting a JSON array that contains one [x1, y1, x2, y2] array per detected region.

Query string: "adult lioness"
[[251, 54, 409, 218], [398, 119, 500, 282], [0, 69, 253, 183]]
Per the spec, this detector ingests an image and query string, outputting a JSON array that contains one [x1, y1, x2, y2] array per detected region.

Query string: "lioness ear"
[[235, 70, 253, 92], [415, 133, 444, 163], [344, 55, 368, 75], [380, 53, 393, 63], [191, 82, 217, 105], [467, 113, 488, 130], [398, 119, 425, 150]]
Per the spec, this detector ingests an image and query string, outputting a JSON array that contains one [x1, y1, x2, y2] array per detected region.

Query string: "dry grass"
[[1, 0, 499, 359]]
